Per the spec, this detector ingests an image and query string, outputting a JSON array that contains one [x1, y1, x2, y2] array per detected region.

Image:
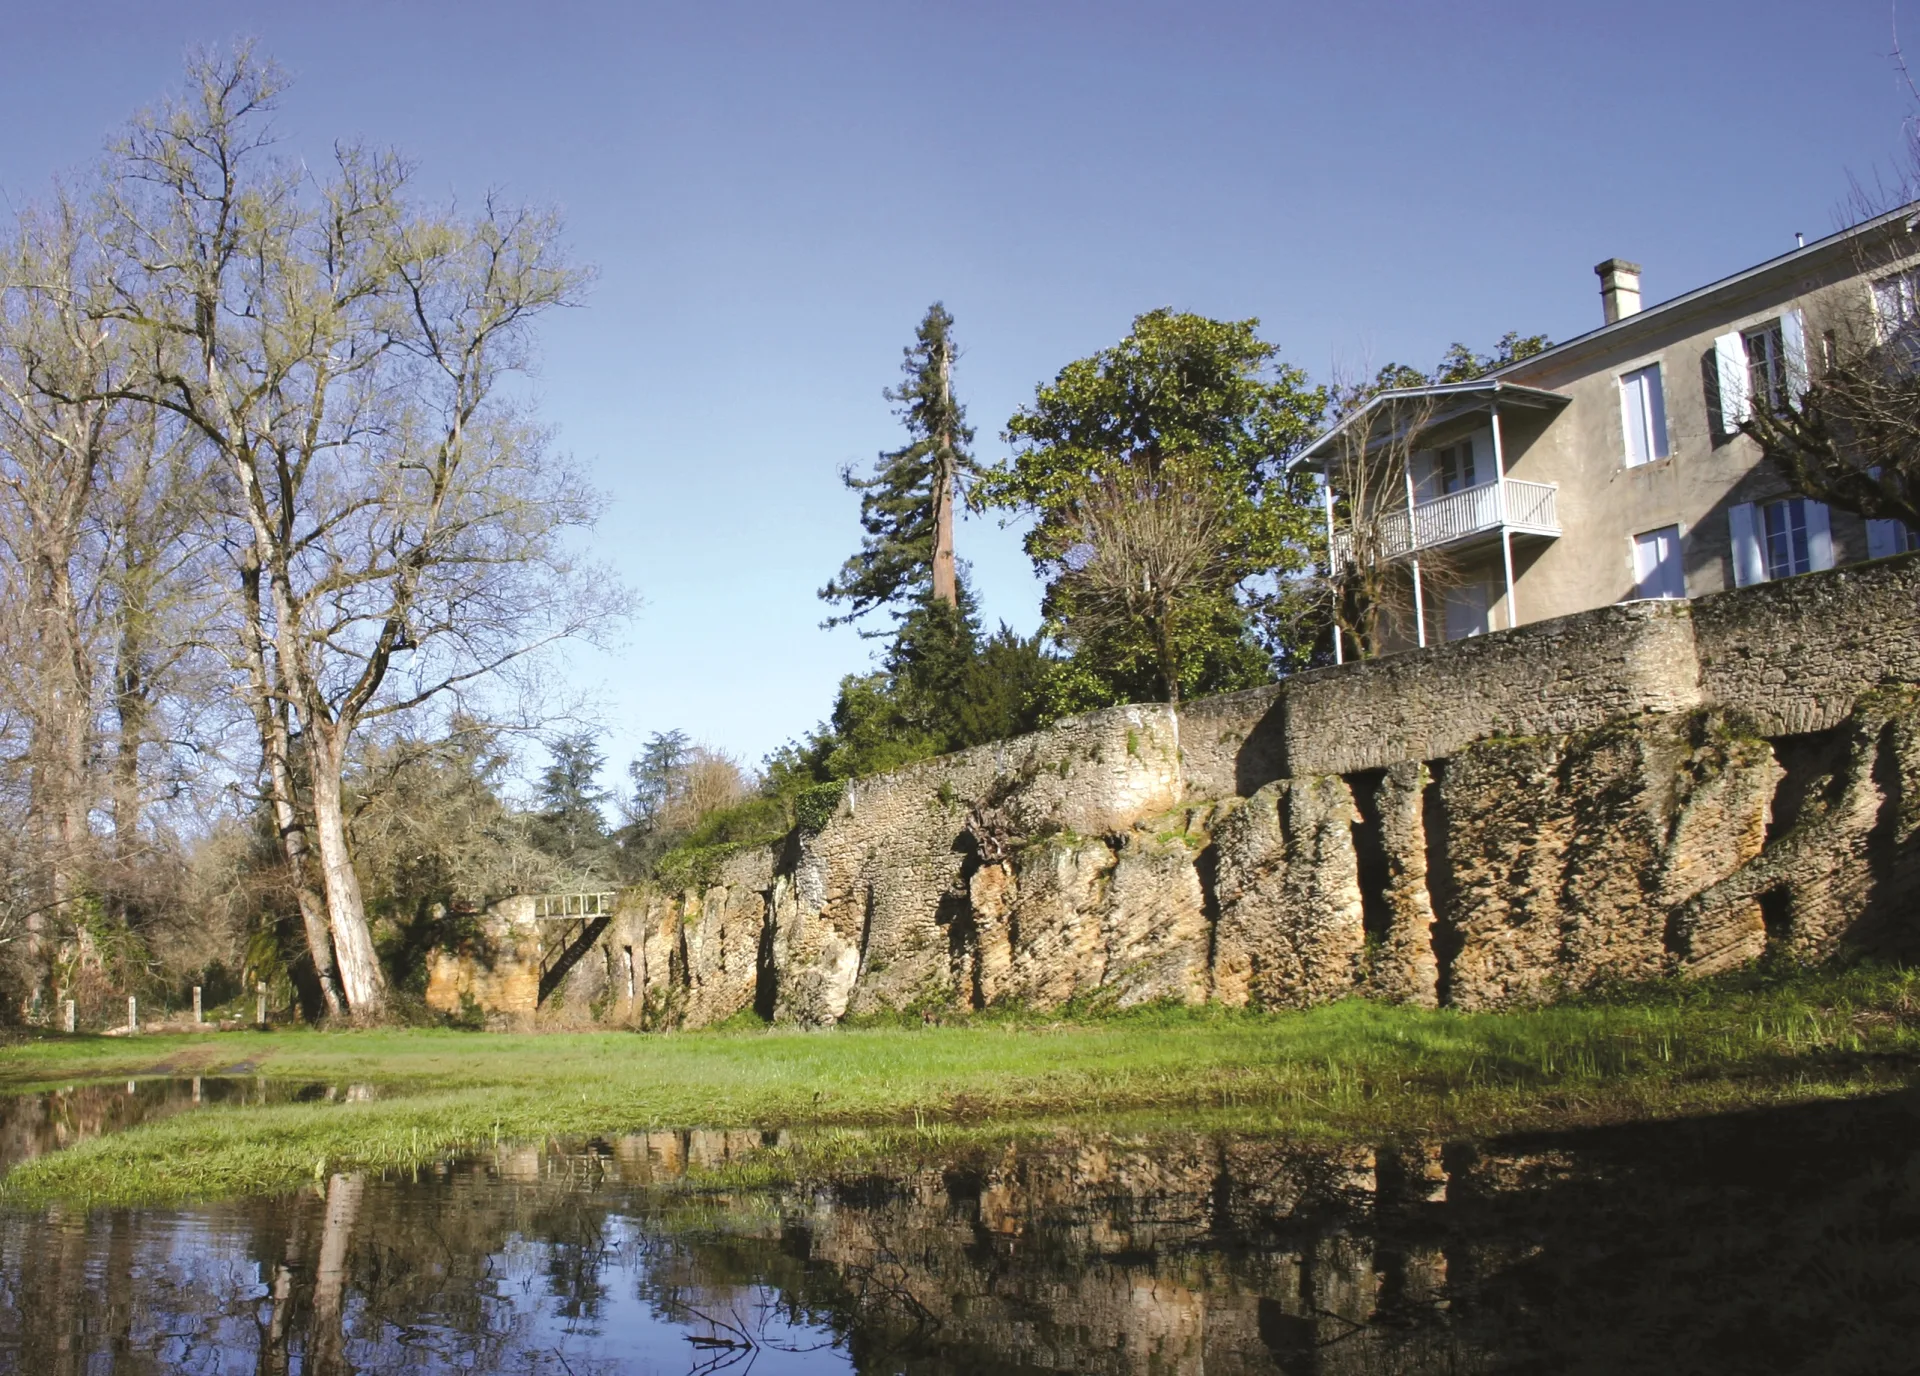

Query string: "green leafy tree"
[[975, 309, 1326, 708], [1429, 331, 1553, 384], [821, 303, 975, 626]]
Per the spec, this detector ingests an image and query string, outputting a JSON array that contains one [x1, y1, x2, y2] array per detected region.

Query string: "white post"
[[193, 985, 202, 1024], [1323, 464, 1344, 665], [1405, 465, 1427, 648], [193, 1076, 202, 1103], [64, 999, 75, 1033], [256, 982, 268, 1026], [128, 995, 137, 1036], [1489, 399, 1519, 629]]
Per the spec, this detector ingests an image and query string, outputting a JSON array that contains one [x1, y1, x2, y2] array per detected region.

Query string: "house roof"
[[1489, 200, 1920, 380], [1294, 379, 1571, 466]]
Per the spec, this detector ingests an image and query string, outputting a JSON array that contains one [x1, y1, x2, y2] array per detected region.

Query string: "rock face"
[[427, 556, 1920, 1026]]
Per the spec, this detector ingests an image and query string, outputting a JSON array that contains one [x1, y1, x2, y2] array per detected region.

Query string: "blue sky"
[[1, 0, 1907, 792]]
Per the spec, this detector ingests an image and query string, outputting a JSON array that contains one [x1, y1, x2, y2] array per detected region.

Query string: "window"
[[1619, 363, 1669, 466], [1413, 431, 1489, 503], [1435, 439, 1477, 494], [1744, 320, 1788, 413], [1762, 497, 1810, 578], [1632, 525, 1684, 599], [1867, 515, 1920, 560], [1873, 268, 1920, 342], [1444, 582, 1490, 641], [1729, 497, 1833, 586], [1715, 311, 1807, 431]]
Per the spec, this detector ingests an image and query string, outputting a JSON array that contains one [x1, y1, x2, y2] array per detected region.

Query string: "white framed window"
[[1873, 268, 1920, 341], [1716, 310, 1809, 431], [1444, 582, 1490, 641], [1744, 320, 1788, 413], [1763, 497, 1810, 577], [1619, 363, 1669, 467], [1729, 497, 1832, 586], [1632, 525, 1684, 599], [1413, 430, 1490, 503]]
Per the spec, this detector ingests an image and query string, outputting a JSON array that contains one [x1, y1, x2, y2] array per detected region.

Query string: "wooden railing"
[[531, 892, 618, 921]]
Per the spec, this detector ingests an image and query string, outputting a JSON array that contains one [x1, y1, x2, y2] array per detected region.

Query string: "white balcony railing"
[[1331, 478, 1559, 567]]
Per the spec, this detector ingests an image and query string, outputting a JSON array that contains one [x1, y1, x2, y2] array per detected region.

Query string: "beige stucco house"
[[1304, 202, 1920, 654]]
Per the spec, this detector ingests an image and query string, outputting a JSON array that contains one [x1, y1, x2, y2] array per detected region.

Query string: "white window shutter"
[[1868, 517, 1903, 560], [1621, 373, 1650, 466], [1715, 331, 1752, 431], [1805, 500, 1834, 570], [1729, 502, 1766, 586], [1781, 309, 1810, 404]]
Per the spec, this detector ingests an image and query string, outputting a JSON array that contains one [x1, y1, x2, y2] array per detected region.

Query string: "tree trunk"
[[238, 551, 345, 1016], [109, 613, 147, 864], [931, 336, 958, 607], [26, 555, 92, 1004], [306, 724, 386, 1014]]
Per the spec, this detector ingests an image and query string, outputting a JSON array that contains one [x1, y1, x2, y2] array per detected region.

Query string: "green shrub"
[[794, 781, 846, 833]]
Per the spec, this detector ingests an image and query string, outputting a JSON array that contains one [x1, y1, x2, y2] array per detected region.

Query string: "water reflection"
[[0, 1078, 379, 1178], [1, 1090, 1915, 1373]]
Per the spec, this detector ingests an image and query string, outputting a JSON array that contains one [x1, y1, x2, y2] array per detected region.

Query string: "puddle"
[[0, 1078, 382, 1179], [0, 1090, 1915, 1372]]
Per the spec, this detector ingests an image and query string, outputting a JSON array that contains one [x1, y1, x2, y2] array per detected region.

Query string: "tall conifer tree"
[[821, 303, 975, 627]]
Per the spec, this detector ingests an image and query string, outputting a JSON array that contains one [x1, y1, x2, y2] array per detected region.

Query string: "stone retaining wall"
[[427, 554, 1920, 1026]]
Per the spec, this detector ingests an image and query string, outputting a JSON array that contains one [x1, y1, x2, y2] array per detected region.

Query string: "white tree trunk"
[[307, 730, 385, 1013]]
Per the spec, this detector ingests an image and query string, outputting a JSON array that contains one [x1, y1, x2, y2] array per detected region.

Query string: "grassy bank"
[[3, 962, 1917, 1206]]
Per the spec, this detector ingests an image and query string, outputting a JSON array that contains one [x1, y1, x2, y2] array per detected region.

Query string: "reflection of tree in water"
[[2, 1099, 1917, 1373]]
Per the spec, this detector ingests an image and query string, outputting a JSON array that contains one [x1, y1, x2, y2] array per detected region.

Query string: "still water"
[[1, 1086, 1915, 1374]]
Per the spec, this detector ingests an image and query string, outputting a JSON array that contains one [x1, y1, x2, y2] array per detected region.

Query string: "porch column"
[[1489, 398, 1519, 629], [1404, 466, 1427, 647], [1322, 463, 1343, 664]]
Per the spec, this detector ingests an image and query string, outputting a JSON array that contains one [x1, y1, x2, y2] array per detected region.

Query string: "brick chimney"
[[1595, 259, 1642, 324]]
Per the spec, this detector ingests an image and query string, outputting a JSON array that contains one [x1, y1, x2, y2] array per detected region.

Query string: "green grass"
[[3, 961, 1917, 1207]]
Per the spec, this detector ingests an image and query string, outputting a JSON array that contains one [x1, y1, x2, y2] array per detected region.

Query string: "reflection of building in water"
[[3, 1100, 1917, 1373]]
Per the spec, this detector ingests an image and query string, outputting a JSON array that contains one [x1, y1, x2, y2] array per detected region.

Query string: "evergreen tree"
[[821, 304, 975, 628], [625, 729, 692, 831], [530, 731, 611, 869], [767, 579, 1053, 790]]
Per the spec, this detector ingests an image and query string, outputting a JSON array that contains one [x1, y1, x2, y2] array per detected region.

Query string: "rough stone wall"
[[1693, 557, 1920, 735], [423, 896, 541, 1020], [1211, 777, 1363, 1009], [1429, 713, 1778, 1008], [1278, 599, 1704, 779], [429, 554, 1920, 1025], [769, 703, 1185, 1025]]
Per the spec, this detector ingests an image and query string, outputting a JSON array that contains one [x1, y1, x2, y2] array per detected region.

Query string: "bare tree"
[[84, 47, 620, 1014], [1056, 465, 1237, 706], [1278, 356, 1506, 664], [1747, 34, 1920, 528], [0, 198, 128, 1003], [1313, 380, 1466, 660], [1738, 212, 1920, 530]]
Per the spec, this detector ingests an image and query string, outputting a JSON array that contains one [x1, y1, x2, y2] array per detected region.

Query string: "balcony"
[[1333, 477, 1559, 567]]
